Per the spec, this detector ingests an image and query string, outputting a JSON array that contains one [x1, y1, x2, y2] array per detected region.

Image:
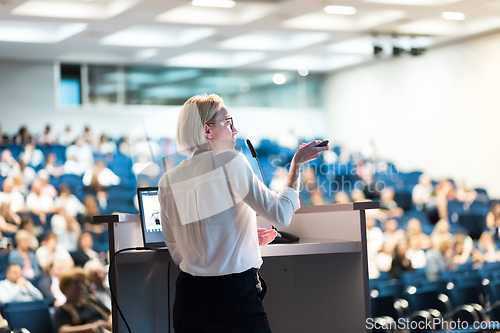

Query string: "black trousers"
[[173, 268, 272, 333]]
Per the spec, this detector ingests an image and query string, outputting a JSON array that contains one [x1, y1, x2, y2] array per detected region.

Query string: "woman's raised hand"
[[292, 140, 329, 165]]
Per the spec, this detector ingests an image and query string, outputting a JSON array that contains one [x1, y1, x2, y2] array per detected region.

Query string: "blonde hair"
[[15, 229, 30, 243], [59, 267, 86, 294], [176, 94, 224, 154]]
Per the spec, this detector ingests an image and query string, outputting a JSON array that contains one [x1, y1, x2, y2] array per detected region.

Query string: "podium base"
[[271, 231, 300, 244]]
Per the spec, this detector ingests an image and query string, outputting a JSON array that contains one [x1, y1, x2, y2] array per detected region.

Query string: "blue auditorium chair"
[[59, 174, 84, 195], [2, 301, 53, 333], [48, 144, 67, 164]]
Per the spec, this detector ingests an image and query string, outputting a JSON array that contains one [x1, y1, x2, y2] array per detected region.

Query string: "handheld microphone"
[[245, 139, 299, 244]]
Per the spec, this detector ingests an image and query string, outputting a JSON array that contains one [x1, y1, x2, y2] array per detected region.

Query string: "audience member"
[[84, 260, 111, 311], [0, 313, 12, 333], [55, 184, 85, 217], [412, 174, 436, 210], [334, 191, 350, 204], [14, 126, 32, 146], [451, 233, 474, 266], [430, 219, 453, 249], [37, 125, 58, 145], [366, 217, 384, 255], [389, 241, 413, 279], [382, 219, 406, 252], [0, 264, 43, 303], [78, 195, 105, 234], [26, 179, 55, 225], [82, 159, 120, 197], [8, 230, 41, 280], [0, 230, 14, 253], [44, 152, 64, 178], [406, 218, 432, 250], [435, 179, 456, 222], [375, 242, 393, 273], [51, 206, 81, 252], [0, 178, 25, 213], [12, 170, 31, 196], [36, 231, 74, 273], [0, 202, 20, 234], [475, 231, 500, 263], [99, 134, 117, 155], [19, 215, 40, 251], [310, 188, 326, 205], [487, 202, 500, 240], [38, 170, 58, 199], [455, 179, 478, 204], [37, 260, 67, 307], [426, 238, 453, 281], [64, 137, 94, 176], [406, 235, 427, 269], [59, 125, 77, 146], [379, 187, 404, 219], [53, 267, 112, 333], [19, 143, 44, 169], [72, 232, 100, 267], [0, 150, 19, 178]]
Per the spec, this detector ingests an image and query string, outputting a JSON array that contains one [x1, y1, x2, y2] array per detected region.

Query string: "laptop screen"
[[137, 187, 165, 248]]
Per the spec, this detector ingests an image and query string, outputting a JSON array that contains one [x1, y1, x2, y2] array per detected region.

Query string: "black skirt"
[[173, 268, 272, 333]]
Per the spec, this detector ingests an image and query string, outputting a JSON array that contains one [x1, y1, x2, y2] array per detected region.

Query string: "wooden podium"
[[96, 201, 378, 333]]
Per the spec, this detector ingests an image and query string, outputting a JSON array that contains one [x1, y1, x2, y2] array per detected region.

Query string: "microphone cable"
[[109, 247, 173, 333]]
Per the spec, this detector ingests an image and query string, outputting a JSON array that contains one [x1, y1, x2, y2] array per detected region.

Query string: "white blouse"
[[158, 150, 300, 277]]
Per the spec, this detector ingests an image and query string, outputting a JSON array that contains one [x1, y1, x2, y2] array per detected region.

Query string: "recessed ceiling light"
[[192, 0, 236, 8], [273, 73, 285, 85], [324, 5, 357, 15], [442, 11, 465, 20], [298, 68, 309, 76]]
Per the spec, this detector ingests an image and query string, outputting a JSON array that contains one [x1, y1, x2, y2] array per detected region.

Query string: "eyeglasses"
[[207, 117, 234, 131]]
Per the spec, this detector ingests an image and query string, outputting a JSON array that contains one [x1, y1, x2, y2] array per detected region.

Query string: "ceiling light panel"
[[266, 54, 369, 71], [219, 31, 330, 51], [396, 16, 500, 36], [324, 6, 357, 15], [156, 2, 276, 25], [166, 51, 266, 68], [0, 21, 87, 43], [327, 35, 436, 55], [192, 0, 235, 8], [283, 9, 407, 31], [362, 0, 462, 5], [11, 0, 139, 19], [101, 26, 215, 47]]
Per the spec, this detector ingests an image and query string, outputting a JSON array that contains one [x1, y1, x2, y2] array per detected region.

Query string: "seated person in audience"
[[366, 217, 384, 256], [0, 230, 14, 253], [351, 188, 368, 202], [36, 231, 74, 273], [310, 188, 326, 205], [8, 230, 40, 280], [37, 260, 67, 307], [132, 154, 161, 179], [26, 179, 55, 226], [406, 235, 427, 269], [51, 206, 81, 252], [300, 166, 317, 192], [0, 264, 43, 303], [426, 238, 453, 282], [406, 218, 432, 250], [83, 126, 99, 151], [72, 232, 100, 268], [19, 142, 44, 169], [37, 125, 58, 146], [0, 177, 25, 213], [0, 149, 20, 178], [17, 161, 36, 193], [83, 159, 120, 208], [375, 242, 393, 273], [14, 126, 32, 146], [379, 187, 404, 219], [486, 202, 500, 240], [44, 152, 64, 178], [99, 134, 117, 156], [78, 195, 106, 234], [0, 202, 20, 234], [451, 233, 474, 266], [474, 231, 500, 263], [59, 125, 77, 147], [19, 215, 40, 251], [455, 179, 478, 205], [412, 174, 436, 209], [64, 137, 94, 176], [38, 170, 58, 199], [382, 219, 406, 252], [55, 184, 86, 218], [84, 261, 111, 311], [53, 267, 112, 333], [132, 135, 161, 158], [334, 191, 350, 204], [435, 179, 456, 222], [430, 219, 453, 249], [389, 241, 413, 279]]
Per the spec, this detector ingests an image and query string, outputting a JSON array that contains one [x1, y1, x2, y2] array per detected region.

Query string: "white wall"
[[325, 32, 500, 198], [0, 60, 327, 144]]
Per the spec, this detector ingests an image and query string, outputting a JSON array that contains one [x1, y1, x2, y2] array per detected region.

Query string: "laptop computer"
[[137, 186, 166, 249]]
